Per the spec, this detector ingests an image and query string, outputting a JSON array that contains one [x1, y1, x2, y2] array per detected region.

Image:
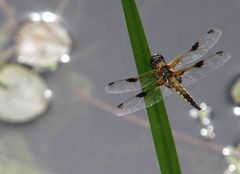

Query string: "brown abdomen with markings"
[[168, 77, 201, 110]]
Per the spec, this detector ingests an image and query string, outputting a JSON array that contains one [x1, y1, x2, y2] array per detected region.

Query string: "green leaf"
[[121, 0, 182, 173]]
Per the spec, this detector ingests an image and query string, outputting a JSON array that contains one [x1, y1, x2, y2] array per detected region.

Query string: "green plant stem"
[[121, 0, 182, 173]]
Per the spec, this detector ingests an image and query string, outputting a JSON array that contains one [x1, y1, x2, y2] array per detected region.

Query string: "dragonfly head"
[[151, 53, 165, 68]]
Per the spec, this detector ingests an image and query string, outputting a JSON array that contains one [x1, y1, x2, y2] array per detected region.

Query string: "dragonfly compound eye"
[[151, 54, 164, 67]]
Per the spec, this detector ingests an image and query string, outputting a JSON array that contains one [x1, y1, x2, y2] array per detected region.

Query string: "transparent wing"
[[116, 85, 163, 116], [176, 51, 231, 87], [160, 85, 173, 98], [105, 70, 157, 93], [169, 28, 222, 69]]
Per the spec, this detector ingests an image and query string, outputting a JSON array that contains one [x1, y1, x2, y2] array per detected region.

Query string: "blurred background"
[[0, 0, 239, 173]]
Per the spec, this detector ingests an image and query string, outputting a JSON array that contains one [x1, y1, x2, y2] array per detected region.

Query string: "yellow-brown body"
[[152, 55, 201, 110]]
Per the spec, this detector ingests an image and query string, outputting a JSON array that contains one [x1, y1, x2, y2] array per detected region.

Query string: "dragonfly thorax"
[[162, 66, 172, 78]]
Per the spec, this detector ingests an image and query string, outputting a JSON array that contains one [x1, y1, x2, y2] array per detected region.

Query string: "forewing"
[[116, 85, 163, 116], [170, 28, 222, 69], [106, 70, 157, 93], [180, 51, 231, 87]]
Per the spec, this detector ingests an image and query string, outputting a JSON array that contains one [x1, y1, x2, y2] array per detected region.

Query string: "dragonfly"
[[106, 28, 231, 116]]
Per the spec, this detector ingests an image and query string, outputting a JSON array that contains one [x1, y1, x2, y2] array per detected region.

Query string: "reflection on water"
[[0, 131, 52, 174]]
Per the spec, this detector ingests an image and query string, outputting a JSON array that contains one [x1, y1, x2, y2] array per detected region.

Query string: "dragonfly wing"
[[116, 85, 164, 116], [169, 28, 222, 69], [106, 70, 157, 93], [179, 51, 231, 87], [160, 85, 173, 98]]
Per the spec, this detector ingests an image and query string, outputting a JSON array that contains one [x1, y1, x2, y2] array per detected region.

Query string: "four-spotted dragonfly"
[[106, 29, 231, 116]]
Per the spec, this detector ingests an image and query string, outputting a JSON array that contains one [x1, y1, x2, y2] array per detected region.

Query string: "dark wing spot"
[[136, 91, 147, 98], [194, 60, 204, 68], [207, 29, 214, 34], [117, 103, 124, 109], [126, 78, 138, 83], [191, 42, 199, 51], [108, 82, 114, 86], [216, 51, 224, 55]]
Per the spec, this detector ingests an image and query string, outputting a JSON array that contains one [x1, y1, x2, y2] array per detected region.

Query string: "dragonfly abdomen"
[[169, 77, 201, 110]]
